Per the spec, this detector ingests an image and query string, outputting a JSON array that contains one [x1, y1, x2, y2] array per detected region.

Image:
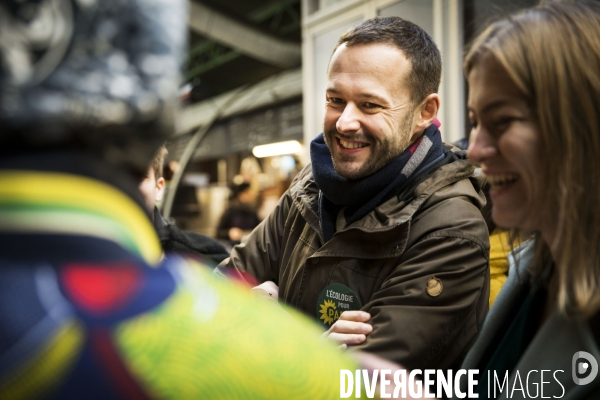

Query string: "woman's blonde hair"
[[464, 1, 600, 317]]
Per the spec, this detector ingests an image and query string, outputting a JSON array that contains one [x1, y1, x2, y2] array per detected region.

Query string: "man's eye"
[[363, 102, 380, 109], [329, 97, 344, 104]]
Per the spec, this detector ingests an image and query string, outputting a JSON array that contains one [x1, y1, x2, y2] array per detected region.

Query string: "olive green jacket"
[[218, 146, 490, 371]]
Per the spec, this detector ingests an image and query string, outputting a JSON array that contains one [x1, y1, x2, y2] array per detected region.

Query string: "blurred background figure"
[[139, 146, 229, 263], [216, 181, 260, 247], [139, 146, 168, 214]]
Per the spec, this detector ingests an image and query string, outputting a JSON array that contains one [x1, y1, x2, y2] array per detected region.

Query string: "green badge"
[[316, 283, 362, 329]]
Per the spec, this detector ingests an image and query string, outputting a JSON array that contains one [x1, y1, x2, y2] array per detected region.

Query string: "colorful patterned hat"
[[0, 0, 186, 171]]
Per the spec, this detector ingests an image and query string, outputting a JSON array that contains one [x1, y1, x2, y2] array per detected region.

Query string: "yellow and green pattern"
[[116, 261, 359, 399], [0, 171, 161, 265]]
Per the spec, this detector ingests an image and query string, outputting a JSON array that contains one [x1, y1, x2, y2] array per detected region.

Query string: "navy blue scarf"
[[310, 124, 444, 242]]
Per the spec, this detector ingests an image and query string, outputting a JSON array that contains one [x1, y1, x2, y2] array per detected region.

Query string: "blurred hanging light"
[[252, 140, 302, 158]]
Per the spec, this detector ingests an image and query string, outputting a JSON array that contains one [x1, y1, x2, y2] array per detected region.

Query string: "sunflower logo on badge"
[[319, 299, 338, 326], [315, 284, 362, 329]]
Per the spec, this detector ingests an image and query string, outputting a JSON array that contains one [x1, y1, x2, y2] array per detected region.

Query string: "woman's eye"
[[327, 97, 344, 105], [491, 117, 519, 133], [495, 116, 518, 126]]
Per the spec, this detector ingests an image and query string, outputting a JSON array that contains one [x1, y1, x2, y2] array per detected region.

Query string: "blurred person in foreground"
[[218, 16, 490, 371], [139, 145, 229, 263], [457, 1, 600, 398], [0, 1, 400, 398]]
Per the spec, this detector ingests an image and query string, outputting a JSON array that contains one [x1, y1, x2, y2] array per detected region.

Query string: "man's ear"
[[155, 177, 166, 202], [410, 93, 440, 140]]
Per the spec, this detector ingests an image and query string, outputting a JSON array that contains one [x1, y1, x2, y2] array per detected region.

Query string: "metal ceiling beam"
[[188, 1, 301, 69], [249, 0, 301, 33], [185, 41, 240, 80], [176, 67, 302, 134]]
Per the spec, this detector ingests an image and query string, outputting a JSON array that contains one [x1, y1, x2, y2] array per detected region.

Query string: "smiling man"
[[218, 17, 490, 372], [324, 42, 418, 180]]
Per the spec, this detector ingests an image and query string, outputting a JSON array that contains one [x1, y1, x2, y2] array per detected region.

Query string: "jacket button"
[[311, 258, 319, 264]]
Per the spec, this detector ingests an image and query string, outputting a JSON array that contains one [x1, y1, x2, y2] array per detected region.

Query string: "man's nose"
[[336, 103, 361, 133], [467, 127, 497, 162]]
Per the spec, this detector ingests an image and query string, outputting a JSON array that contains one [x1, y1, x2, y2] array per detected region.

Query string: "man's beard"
[[324, 112, 414, 180]]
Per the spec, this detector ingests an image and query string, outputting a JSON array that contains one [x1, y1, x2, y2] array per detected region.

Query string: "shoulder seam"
[[424, 230, 489, 260]]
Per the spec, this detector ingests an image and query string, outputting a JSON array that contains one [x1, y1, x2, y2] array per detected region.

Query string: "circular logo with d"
[[316, 283, 361, 329], [572, 351, 598, 385]]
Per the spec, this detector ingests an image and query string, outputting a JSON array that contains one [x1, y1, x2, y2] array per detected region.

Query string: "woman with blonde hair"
[[459, 0, 600, 398]]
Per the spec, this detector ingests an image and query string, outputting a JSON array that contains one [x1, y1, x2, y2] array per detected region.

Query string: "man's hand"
[[322, 310, 373, 348], [251, 281, 279, 301]]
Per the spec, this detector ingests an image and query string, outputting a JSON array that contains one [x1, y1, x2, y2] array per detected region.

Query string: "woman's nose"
[[467, 128, 497, 162]]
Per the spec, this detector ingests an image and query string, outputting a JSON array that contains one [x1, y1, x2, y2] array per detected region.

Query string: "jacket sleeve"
[[215, 187, 294, 285], [355, 201, 490, 371]]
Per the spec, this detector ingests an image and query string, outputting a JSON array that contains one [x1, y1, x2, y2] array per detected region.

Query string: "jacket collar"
[[153, 205, 170, 230]]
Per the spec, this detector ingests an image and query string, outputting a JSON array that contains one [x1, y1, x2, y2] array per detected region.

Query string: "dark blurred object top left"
[[0, 0, 186, 174]]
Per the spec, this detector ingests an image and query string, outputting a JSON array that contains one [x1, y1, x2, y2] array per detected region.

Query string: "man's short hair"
[[334, 17, 442, 105], [150, 146, 168, 180]]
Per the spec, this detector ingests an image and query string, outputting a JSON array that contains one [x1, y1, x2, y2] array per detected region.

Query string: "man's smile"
[[337, 137, 369, 151]]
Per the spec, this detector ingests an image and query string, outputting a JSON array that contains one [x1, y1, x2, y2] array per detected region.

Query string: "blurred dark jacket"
[[154, 207, 229, 264]]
